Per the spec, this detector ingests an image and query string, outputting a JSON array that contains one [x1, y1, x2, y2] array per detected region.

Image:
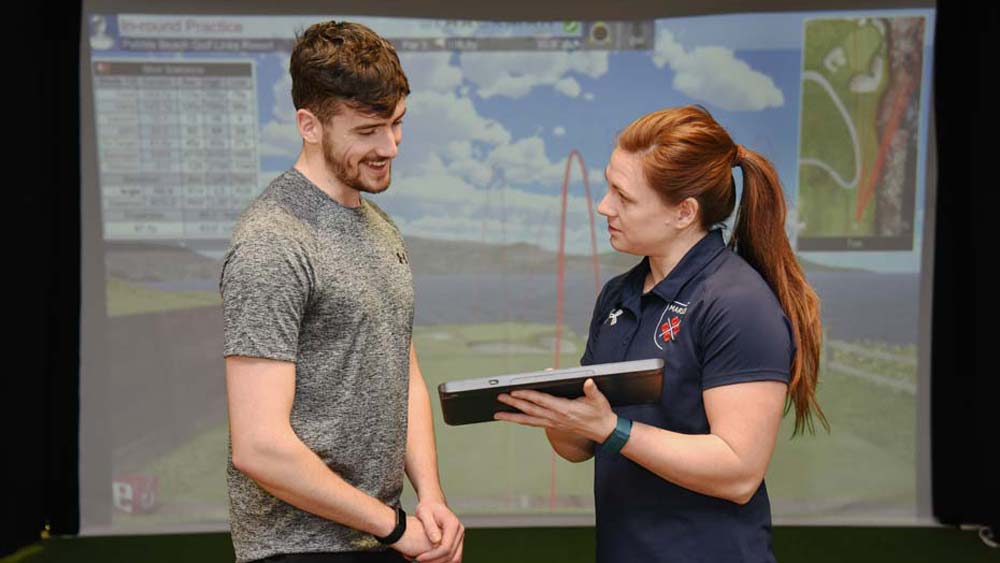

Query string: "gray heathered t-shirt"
[[220, 167, 414, 562]]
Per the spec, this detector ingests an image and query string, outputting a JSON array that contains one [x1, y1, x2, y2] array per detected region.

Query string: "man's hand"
[[390, 516, 435, 559], [412, 500, 464, 563]]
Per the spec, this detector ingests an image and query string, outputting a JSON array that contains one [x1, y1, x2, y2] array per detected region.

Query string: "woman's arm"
[[619, 380, 786, 504], [496, 379, 786, 504]]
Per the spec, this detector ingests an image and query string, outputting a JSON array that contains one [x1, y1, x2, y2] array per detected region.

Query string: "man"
[[220, 21, 463, 563]]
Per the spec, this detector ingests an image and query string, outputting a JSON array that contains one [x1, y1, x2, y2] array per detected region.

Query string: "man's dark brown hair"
[[290, 20, 410, 122]]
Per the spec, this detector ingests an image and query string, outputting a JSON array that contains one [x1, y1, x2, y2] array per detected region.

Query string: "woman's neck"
[[644, 228, 709, 292]]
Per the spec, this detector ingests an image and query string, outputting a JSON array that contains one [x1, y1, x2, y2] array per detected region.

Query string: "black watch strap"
[[375, 504, 406, 545]]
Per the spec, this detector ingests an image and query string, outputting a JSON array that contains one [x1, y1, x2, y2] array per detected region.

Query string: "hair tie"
[[732, 145, 745, 168]]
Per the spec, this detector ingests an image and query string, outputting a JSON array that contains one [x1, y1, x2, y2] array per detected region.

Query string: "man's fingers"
[[416, 509, 442, 544]]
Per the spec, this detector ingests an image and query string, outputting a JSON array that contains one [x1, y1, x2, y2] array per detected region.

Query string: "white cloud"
[[458, 51, 609, 99], [553, 77, 582, 98], [582, 92, 596, 101], [553, 126, 566, 137], [259, 120, 302, 158], [652, 29, 784, 111], [399, 52, 462, 94], [486, 137, 556, 184], [382, 171, 611, 254], [259, 53, 301, 159], [397, 90, 605, 196], [380, 128, 608, 253], [652, 30, 685, 69], [482, 136, 605, 190], [395, 90, 512, 175]]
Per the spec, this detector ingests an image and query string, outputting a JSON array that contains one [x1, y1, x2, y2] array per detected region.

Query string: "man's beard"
[[323, 139, 392, 195]]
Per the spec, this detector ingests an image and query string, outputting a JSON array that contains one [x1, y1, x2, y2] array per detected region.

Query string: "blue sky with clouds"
[[92, 9, 937, 272]]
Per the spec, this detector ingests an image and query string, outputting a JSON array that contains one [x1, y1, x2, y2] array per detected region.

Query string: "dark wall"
[[3, 0, 995, 557]]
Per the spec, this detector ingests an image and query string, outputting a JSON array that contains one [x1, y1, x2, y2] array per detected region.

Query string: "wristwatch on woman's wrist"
[[601, 415, 632, 455]]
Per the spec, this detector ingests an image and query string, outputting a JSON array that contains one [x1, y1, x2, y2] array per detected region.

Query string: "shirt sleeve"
[[220, 234, 314, 362], [698, 284, 795, 390], [580, 283, 611, 367]]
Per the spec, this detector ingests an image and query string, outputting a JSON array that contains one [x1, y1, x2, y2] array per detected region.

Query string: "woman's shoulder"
[[699, 250, 785, 315]]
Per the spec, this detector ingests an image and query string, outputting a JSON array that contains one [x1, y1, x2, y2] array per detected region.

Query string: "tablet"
[[437, 358, 664, 426]]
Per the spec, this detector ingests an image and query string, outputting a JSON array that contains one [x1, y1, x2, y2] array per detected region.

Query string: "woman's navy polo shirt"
[[580, 228, 795, 563]]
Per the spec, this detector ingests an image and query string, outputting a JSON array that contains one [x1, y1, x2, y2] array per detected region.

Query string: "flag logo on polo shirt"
[[659, 316, 681, 343], [653, 300, 688, 350]]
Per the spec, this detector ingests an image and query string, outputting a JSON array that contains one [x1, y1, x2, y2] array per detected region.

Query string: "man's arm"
[[403, 344, 445, 503], [403, 343, 464, 563], [226, 356, 432, 557]]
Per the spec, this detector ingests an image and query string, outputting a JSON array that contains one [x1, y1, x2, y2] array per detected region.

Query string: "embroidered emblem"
[[607, 309, 624, 326], [653, 301, 689, 350], [659, 316, 681, 343]]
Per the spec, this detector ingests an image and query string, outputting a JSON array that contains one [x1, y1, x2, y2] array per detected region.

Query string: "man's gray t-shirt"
[[220, 168, 414, 562]]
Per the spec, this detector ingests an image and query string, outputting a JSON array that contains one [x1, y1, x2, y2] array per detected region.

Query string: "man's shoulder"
[[233, 170, 318, 237], [364, 198, 401, 234], [231, 198, 312, 247]]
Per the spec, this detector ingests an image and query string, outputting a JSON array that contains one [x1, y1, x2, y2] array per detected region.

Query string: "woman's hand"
[[494, 378, 617, 443]]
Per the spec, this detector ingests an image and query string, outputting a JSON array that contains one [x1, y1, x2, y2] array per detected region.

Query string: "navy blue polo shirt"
[[581, 228, 795, 563]]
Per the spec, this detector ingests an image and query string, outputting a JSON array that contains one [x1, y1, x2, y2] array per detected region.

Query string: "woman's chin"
[[608, 235, 631, 255]]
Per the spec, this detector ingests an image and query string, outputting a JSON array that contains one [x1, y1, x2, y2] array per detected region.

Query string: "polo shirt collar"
[[618, 229, 727, 315]]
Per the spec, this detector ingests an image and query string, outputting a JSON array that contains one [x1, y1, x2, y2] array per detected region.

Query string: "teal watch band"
[[601, 416, 632, 455]]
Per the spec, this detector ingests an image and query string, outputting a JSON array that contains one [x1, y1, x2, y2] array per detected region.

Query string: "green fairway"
[[106, 278, 220, 318], [109, 324, 917, 528]]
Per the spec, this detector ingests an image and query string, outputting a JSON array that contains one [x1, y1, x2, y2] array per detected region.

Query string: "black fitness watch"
[[375, 504, 407, 545]]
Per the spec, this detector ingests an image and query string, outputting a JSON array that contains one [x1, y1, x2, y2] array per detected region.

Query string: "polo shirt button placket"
[[621, 329, 634, 354]]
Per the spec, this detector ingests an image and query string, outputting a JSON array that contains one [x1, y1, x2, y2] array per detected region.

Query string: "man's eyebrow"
[[351, 108, 407, 131]]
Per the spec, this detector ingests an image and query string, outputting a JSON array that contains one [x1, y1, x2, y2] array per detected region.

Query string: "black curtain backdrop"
[[929, 2, 996, 532], [1, 0, 995, 557], [5, 1, 83, 556]]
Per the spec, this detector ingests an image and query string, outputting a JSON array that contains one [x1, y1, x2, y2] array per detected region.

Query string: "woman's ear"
[[675, 197, 700, 229]]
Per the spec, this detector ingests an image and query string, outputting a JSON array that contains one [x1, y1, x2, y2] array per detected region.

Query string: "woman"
[[495, 106, 825, 562]]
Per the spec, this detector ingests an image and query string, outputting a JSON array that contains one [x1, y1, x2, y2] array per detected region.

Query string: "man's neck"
[[293, 150, 362, 208]]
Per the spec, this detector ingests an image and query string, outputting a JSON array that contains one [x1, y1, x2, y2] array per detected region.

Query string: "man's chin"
[[342, 172, 391, 195], [359, 178, 391, 194], [352, 163, 392, 194]]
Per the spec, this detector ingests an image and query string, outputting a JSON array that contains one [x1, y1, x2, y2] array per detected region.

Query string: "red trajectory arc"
[[549, 149, 603, 510], [855, 75, 914, 221]]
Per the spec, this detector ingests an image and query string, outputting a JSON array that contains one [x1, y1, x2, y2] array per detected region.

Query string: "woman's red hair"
[[618, 106, 827, 434]]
